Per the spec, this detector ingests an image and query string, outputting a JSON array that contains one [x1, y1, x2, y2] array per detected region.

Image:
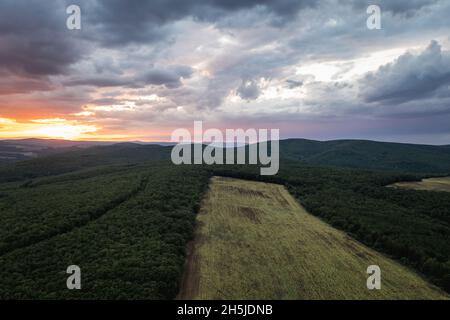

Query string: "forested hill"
[[1, 138, 450, 180], [0, 143, 172, 183], [0, 138, 114, 164], [280, 139, 450, 174]]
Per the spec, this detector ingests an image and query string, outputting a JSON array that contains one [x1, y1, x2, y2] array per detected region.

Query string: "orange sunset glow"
[[0, 116, 176, 141], [0, 1, 449, 145], [0, 117, 101, 141]]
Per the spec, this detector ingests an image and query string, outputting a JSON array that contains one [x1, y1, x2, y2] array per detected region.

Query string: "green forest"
[[0, 142, 449, 298], [0, 162, 209, 299]]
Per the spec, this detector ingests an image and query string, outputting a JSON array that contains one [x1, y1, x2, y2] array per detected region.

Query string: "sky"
[[0, 0, 450, 144]]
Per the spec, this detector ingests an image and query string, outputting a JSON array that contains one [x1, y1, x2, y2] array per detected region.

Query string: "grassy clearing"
[[388, 177, 450, 193], [178, 176, 448, 300]]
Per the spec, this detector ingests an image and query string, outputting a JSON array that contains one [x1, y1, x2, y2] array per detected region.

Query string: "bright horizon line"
[[1, 136, 449, 147]]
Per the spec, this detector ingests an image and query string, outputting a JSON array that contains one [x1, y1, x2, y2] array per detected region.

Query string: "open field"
[[178, 176, 448, 300], [388, 177, 450, 193]]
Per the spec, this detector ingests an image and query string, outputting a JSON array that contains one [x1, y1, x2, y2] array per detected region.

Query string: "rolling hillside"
[[280, 139, 450, 173], [2, 138, 450, 174], [0, 139, 113, 164], [0, 143, 172, 183]]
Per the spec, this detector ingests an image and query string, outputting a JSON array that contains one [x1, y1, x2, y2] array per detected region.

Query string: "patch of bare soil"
[[177, 239, 201, 300], [236, 206, 263, 223], [273, 188, 291, 208], [221, 185, 269, 198]]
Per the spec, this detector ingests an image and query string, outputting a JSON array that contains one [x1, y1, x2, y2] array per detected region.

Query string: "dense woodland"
[[0, 142, 449, 298], [0, 163, 209, 299]]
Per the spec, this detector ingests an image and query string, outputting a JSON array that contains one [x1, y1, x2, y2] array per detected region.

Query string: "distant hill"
[[0, 142, 172, 182], [0, 138, 178, 164], [2, 138, 450, 177], [0, 138, 114, 164], [280, 139, 450, 174]]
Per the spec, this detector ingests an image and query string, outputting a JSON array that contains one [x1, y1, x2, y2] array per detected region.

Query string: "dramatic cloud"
[[361, 41, 450, 104], [85, 0, 317, 46], [65, 65, 193, 89], [0, 0, 450, 143], [237, 79, 261, 100], [140, 65, 194, 88], [286, 80, 303, 89], [0, 1, 86, 77], [347, 0, 438, 15]]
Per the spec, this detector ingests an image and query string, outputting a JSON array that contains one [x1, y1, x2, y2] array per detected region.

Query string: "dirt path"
[[177, 240, 200, 299]]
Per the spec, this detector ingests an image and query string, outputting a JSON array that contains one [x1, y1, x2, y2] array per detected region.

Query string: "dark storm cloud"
[[0, 0, 85, 77], [347, 0, 439, 15], [87, 0, 317, 46], [237, 79, 261, 100], [0, 0, 88, 98], [0, 0, 312, 89], [360, 41, 450, 104], [0, 73, 54, 95], [64, 77, 130, 88], [92, 0, 316, 25], [286, 80, 303, 89], [140, 65, 194, 88], [65, 65, 193, 89], [203, 0, 317, 17]]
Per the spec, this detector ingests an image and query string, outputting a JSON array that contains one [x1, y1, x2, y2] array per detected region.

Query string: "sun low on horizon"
[[0, 117, 130, 141], [0, 115, 180, 142]]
